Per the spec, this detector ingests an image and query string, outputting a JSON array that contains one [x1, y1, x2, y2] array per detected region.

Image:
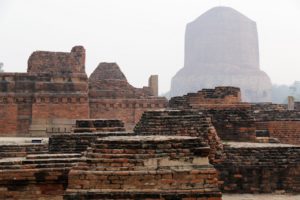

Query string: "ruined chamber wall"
[[215, 143, 300, 193], [254, 111, 300, 145], [257, 121, 300, 145], [0, 46, 89, 136], [89, 63, 167, 130]]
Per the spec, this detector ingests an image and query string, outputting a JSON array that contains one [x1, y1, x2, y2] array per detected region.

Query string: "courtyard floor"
[[223, 194, 300, 200]]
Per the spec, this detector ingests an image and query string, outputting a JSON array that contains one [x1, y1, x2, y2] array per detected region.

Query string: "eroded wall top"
[[27, 46, 85, 74]]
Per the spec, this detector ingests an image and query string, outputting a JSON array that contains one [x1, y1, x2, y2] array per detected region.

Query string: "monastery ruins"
[[1, 5, 300, 200], [0, 45, 300, 199]]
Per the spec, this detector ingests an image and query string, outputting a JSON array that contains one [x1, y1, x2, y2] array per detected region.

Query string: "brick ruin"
[[1, 87, 300, 198], [168, 86, 300, 193], [169, 86, 248, 110], [169, 86, 300, 144], [1, 46, 300, 198], [73, 119, 126, 133], [0, 47, 167, 136], [65, 135, 221, 199], [89, 62, 167, 130], [215, 142, 300, 193], [0, 117, 222, 199], [0, 46, 89, 137], [134, 110, 224, 164]]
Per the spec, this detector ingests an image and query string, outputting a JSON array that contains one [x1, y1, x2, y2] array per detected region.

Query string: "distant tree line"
[[272, 81, 300, 103]]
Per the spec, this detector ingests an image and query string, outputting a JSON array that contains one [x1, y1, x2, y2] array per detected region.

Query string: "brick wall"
[[28, 46, 85, 74], [215, 143, 300, 193], [0, 154, 80, 200], [0, 104, 18, 135], [169, 86, 245, 110], [49, 132, 132, 153], [0, 46, 89, 136], [65, 135, 222, 199], [134, 110, 224, 164], [256, 121, 300, 145], [201, 109, 257, 142], [89, 63, 167, 130], [89, 99, 167, 130]]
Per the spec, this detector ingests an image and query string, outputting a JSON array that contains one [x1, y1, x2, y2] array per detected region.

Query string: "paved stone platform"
[[223, 194, 300, 200], [226, 141, 298, 148], [0, 137, 48, 144]]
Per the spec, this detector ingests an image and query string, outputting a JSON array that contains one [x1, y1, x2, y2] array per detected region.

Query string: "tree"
[[0, 62, 3, 72]]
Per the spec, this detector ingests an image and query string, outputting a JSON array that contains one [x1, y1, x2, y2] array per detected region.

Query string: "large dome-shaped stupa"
[[170, 6, 272, 102]]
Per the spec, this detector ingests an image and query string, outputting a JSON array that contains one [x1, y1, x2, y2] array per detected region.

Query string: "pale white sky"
[[0, 0, 300, 94]]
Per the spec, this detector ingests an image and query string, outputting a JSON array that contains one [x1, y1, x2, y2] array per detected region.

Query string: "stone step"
[[85, 157, 144, 165], [86, 153, 168, 159], [22, 157, 81, 164], [0, 162, 77, 170], [0, 152, 27, 158], [64, 189, 221, 200], [64, 189, 222, 200], [26, 153, 82, 159], [87, 147, 210, 158], [90, 148, 194, 156], [0, 144, 47, 150]]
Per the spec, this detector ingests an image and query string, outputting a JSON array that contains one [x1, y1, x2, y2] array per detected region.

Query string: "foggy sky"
[[0, 0, 300, 94]]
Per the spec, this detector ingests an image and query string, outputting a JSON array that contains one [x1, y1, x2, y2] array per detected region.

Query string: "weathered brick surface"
[[251, 103, 287, 112], [0, 153, 81, 200], [255, 121, 300, 145], [73, 119, 125, 133], [65, 135, 221, 199], [0, 104, 18, 135], [0, 49, 169, 136], [134, 110, 224, 164], [215, 143, 300, 193], [49, 132, 132, 153], [169, 86, 248, 110], [0, 143, 48, 158], [27, 46, 85, 74], [202, 109, 257, 142], [0, 47, 89, 136], [253, 110, 300, 145], [89, 62, 167, 130], [253, 110, 300, 121], [169, 88, 257, 142]]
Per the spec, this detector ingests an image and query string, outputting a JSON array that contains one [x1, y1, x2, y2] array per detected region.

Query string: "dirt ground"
[[223, 194, 300, 200]]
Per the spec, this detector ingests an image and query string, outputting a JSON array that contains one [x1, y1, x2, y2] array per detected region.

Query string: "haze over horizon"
[[1, 0, 300, 94]]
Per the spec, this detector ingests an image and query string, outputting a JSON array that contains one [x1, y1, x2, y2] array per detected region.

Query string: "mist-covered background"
[[0, 0, 300, 102]]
